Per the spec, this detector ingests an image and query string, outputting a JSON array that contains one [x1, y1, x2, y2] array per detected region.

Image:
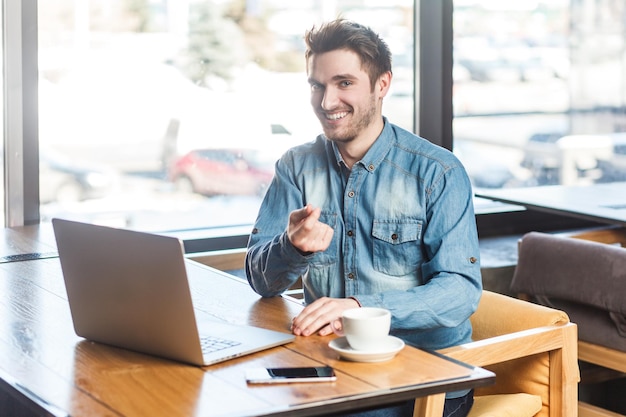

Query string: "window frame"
[[3, 0, 39, 227]]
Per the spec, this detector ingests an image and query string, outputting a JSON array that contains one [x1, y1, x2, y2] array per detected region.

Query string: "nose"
[[320, 86, 339, 110]]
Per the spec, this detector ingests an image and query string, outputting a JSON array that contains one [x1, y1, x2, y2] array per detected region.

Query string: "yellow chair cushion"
[[468, 393, 542, 417]]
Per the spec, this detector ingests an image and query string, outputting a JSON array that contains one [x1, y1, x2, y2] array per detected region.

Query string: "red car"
[[169, 148, 275, 196]]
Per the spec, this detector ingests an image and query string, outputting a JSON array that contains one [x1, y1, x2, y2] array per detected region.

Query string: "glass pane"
[[0, 4, 3, 227], [454, 0, 626, 197], [38, 0, 413, 233]]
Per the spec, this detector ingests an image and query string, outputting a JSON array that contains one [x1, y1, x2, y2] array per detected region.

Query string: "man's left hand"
[[291, 297, 359, 336]]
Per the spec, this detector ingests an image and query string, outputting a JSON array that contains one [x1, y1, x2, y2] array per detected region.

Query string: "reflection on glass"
[[453, 0, 626, 197], [38, 1, 413, 233]]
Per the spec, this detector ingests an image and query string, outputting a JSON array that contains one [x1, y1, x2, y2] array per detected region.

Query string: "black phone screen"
[[268, 366, 335, 379]]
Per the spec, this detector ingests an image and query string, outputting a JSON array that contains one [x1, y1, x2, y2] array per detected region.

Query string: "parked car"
[[453, 141, 532, 189], [168, 148, 275, 197], [521, 132, 613, 185], [596, 133, 626, 182], [40, 149, 117, 203]]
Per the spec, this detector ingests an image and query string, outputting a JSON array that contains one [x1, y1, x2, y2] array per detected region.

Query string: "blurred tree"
[[225, 0, 275, 69], [181, 1, 248, 87], [125, 0, 151, 32], [225, 0, 302, 72]]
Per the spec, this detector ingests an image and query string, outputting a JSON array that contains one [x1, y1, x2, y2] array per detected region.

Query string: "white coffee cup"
[[332, 307, 391, 351]]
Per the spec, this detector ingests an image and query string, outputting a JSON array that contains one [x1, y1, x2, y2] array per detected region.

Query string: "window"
[[4, 1, 622, 237], [36, 0, 413, 233], [453, 0, 626, 197]]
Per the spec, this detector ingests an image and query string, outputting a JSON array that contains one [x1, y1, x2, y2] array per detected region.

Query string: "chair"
[[187, 248, 247, 272], [188, 249, 305, 300], [414, 290, 579, 417], [510, 231, 626, 417]]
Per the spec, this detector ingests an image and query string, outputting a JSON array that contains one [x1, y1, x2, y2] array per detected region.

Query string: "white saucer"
[[328, 336, 405, 363]]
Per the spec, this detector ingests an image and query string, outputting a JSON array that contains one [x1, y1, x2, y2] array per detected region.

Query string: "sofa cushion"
[[511, 232, 626, 352]]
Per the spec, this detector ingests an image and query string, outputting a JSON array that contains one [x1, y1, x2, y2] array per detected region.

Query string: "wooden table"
[[0, 224, 494, 417]]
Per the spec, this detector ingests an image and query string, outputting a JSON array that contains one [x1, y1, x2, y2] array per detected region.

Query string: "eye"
[[340, 80, 353, 87], [310, 82, 322, 92]]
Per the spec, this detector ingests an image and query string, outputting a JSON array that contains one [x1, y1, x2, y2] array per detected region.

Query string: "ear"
[[377, 71, 392, 99]]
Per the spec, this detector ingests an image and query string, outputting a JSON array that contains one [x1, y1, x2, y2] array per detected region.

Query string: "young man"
[[245, 19, 482, 417]]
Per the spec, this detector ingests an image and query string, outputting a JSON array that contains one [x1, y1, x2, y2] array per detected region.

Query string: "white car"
[[596, 133, 626, 182], [521, 133, 613, 185], [40, 149, 117, 203]]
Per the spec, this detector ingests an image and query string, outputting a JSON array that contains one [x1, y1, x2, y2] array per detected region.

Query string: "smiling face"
[[307, 49, 390, 147]]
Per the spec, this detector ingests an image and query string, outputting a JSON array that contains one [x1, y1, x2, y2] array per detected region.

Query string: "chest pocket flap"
[[372, 219, 422, 276], [372, 219, 421, 244]]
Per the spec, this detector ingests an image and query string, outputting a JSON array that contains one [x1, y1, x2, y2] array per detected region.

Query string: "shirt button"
[[391, 233, 398, 241], [347, 273, 355, 280], [347, 230, 354, 237], [348, 191, 355, 198], [469, 257, 477, 264], [368, 164, 375, 171]]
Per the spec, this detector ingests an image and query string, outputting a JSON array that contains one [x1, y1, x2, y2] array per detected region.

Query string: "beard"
[[320, 95, 378, 143]]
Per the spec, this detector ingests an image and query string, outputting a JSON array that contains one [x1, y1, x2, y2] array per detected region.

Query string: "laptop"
[[52, 218, 295, 366]]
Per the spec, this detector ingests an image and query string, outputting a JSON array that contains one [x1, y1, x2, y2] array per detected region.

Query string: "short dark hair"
[[304, 19, 392, 90]]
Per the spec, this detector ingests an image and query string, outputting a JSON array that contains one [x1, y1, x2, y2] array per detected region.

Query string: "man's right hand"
[[287, 204, 334, 254]]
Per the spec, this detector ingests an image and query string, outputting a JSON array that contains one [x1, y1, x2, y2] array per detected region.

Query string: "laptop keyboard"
[[200, 335, 241, 354]]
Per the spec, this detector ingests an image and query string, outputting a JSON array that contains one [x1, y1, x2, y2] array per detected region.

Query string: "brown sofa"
[[511, 231, 626, 417]]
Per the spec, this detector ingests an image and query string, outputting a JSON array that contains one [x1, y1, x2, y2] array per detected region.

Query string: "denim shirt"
[[246, 119, 482, 351]]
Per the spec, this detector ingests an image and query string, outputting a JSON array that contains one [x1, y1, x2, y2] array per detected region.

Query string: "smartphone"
[[245, 366, 337, 384]]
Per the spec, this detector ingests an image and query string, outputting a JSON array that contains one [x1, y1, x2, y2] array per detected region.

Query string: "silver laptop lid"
[[52, 218, 295, 366], [53, 218, 208, 364]]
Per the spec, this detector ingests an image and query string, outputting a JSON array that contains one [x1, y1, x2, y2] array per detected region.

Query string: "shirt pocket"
[[372, 219, 423, 276], [308, 211, 339, 267]]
